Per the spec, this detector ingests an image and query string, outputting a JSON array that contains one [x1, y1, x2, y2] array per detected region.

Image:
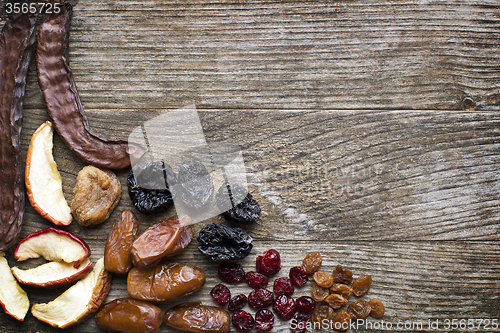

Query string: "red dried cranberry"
[[248, 288, 274, 309], [273, 277, 294, 296], [245, 271, 268, 289], [289, 266, 308, 287], [228, 294, 248, 311], [295, 296, 316, 314], [210, 283, 231, 306], [218, 262, 245, 284], [256, 249, 281, 276], [273, 295, 296, 320], [232, 310, 255, 332], [291, 313, 310, 333], [255, 309, 274, 332]]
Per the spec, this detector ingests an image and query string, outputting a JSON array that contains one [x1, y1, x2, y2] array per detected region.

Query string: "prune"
[[368, 298, 385, 318], [332, 265, 353, 285], [248, 288, 274, 309], [295, 296, 316, 314], [210, 284, 231, 306], [332, 310, 351, 332], [256, 249, 281, 276], [177, 160, 214, 211], [310, 304, 334, 324], [245, 271, 268, 289], [164, 301, 230, 333], [352, 275, 372, 296], [302, 252, 322, 275], [330, 283, 354, 299], [127, 263, 205, 301], [218, 262, 245, 284], [313, 271, 334, 288], [197, 223, 253, 261], [291, 313, 310, 333], [104, 209, 139, 274], [96, 298, 163, 333], [289, 266, 308, 287], [324, 294, 348, 310], [254, 309, 274, 331], [311, 282, 329, 302], [216, 183, 260, 224], [272, 295, 296, 320], [273, 277, 294, 296], [232, 310, 254, 332], [127, 161, 176, 215], [131, 215, 193, 269], [347, 300, 371, 320], [228, 294, 248, 311]]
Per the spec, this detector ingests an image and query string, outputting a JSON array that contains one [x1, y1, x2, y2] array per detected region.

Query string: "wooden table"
[[1, 1, 499, 332]]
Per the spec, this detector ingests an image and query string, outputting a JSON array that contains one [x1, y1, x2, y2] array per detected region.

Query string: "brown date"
[[127, 263, 205, 301], [131, 215, 193, 269], [104, 210, 139, 274], [96, 298, 162, 333], [164, 301, 230, 333]]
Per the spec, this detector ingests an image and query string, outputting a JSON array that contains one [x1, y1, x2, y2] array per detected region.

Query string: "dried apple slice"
[[14, 228, 90, 268], [31, 257, 111, 328], [11, 258, 92, 288], [26, 121, 72, 226], [0, 252, 29, 321]]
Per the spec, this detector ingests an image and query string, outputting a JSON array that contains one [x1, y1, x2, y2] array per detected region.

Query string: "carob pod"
[[36, 2, 145, 170], [0, 12, 38, 250]]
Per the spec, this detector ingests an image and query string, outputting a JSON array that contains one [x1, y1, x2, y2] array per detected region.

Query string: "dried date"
[[197, 222, 253, 261], [104, 209, 139, 274], [164, 301, 230, 333], [216, 183, 260, 224]]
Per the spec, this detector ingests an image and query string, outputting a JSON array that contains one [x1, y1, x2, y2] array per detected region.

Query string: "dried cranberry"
[[245, 271, 268, 289], [291, 313, 310, 333], [248, 288, 274, 309], [228, 294, 248, 311], [218, 262, 245, 284], [256, 249, 281, 276], [255, 309, 274, 331], [210, 284, 231, 306], [273, 277, 294, 296], [232, 310, 255, 332], [289, 266, 308, 287], [295, 296, 316, 314], [273, 295, 296, 320]]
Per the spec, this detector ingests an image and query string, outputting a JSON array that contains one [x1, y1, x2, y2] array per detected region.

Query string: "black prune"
[[197, 222, 253, 261], [177, 160, 214, 211], [128, 161, 176, 215], [216, 183, 260, 224]]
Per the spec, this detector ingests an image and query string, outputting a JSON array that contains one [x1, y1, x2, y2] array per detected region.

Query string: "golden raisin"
[[302, 252, 322, 275], [311, 282, 329, 302], [351, 275, 372, 297], [310, 304, 333, 324], [330, 284, 353, 299], [332, 265, 353, 285], [324, 294, 348, 310], [347, 300, 371, 320], [332, 310, 351, 332], [313, 271, 334, 288], [368, 298, 385, 318]]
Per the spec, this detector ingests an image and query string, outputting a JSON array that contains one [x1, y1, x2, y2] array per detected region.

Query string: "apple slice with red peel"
[[14, 228, 90, 268], [31, 257, 112, 328], [11, 258, 92, 288], [0, 252, 30, 321], [26, 121, 72, 226]]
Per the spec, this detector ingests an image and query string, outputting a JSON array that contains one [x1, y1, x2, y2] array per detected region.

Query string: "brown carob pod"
[[36, 2, 145, 170], [0, 12, 37, 250]]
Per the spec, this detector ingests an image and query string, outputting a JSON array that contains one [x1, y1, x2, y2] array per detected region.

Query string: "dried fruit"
[[232, 310, 255, 332], [104, 209, 139, 274], [228, 294, 248, 312], [131, 215, 193, 269], [256, 249, 281, 276], [248, 288, 274, 309], [96, 298, 163, 333], [368, 298, 385, 318], [330, 283, 354, 299], [295, 296, 316, 314], [302, 252, 322, 275], [324, 294, 348, 310], [36, 3, 145, 169], [291, 313, 310, 333], [332, 310, 351, 332], [289, 266, 308, 287], [127, 161, 176, 215], [310, 304, 334, 324], [177, 160, 214, 211], [311, 282, 329, 302], [0, 252, 29, 321], [254, 309, 274, 331], [210, 284, 231, 306], [71, 165, 121, 227], [313, 271, 334, 288], [245, 271, 268, 289], [197, 222, 253, 261], [216, 183, 260, 224], [127, 263, 205, 302], [273, 277, 294, 296], [347, 300, 372, 320], [0, 12, 37, 250], [352, 275, 372, 297], [164, 301, 230, 333], [272, 295, 296, 320], [218, 262, 245, 284], [332, 265, 353, 285]]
